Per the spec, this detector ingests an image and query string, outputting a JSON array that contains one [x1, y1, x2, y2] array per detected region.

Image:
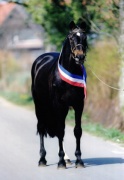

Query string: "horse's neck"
[[59, 42, 82, 75], [59, 41, 74, 71]]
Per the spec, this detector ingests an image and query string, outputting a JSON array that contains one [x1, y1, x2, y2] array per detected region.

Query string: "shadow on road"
[[40, 157, 124, 169], [46, 163, 58, 166], [83, 157, 124, 167]]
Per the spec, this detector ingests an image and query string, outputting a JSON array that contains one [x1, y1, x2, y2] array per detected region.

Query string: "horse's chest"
[[51, 70, 84, 106], [64, 88, 83, 103], [54, 83, 84, 106]]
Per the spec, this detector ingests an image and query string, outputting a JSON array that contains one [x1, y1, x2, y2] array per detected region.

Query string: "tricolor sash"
[[58, 62, 87, 98]]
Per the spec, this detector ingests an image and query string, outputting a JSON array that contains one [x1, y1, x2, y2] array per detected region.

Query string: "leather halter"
[[68, 29, 87, 61]]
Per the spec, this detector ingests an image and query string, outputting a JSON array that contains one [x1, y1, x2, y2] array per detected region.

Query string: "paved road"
[[0, 98, 124, 180]]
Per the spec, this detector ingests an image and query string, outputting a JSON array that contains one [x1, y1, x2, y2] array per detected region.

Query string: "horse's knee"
[[74, 127, 82, 138], [37, 123, 46, 136], [58, 150, 65, 158], [57, 127, 65, 139]]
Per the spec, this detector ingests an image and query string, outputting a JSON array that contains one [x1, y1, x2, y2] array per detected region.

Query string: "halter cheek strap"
[[71, 44, 84, 53]]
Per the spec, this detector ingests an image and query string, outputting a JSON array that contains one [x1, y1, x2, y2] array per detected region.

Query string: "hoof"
[[38, 158, 47, 167], [58, 160, 66, 169], [75, 160, 85, 168], [57, 165, 66, 169], [65, 159, 72, 165]]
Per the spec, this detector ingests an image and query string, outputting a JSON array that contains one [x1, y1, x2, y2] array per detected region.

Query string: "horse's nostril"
[[76, 55, 80, 58], [76, 55, 84, 60], [81, 55, 85, 59]]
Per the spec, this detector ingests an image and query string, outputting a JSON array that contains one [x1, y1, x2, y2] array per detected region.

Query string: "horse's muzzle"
[[75, 55, 85, 65]]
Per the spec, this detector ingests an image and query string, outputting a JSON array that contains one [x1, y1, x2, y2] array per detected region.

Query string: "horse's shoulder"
[[36, 52, 60, 61], [32, 52, 59, 70]]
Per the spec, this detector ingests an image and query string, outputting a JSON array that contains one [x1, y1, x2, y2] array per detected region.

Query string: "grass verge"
[[0, 92, 123, 144], [66, 109, 124, 145], [0, 91, 33, 107]]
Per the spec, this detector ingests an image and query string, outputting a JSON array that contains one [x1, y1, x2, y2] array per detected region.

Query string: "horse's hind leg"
[[34, 100, 47, 167], [57, 122, 66, 169], [58, 136, 66, 169], [37, 117, 47, 166], [39, 133, 47, 166], [57, 107, 69, 169]]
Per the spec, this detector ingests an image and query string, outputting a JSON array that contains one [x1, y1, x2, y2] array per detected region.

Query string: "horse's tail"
[[31, 53, 60, 138], [37, 112, 58, 138]]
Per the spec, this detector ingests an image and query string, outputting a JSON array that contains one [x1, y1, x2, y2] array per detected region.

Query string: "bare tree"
[[119, 0, 124, 109], [120, 0, 124, 55]]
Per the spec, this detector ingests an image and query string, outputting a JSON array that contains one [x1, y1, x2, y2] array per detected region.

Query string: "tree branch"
[[8, 1, 28, 7]]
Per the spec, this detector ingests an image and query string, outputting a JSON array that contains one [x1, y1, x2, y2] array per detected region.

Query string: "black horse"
[[31, 21, 88, 168]]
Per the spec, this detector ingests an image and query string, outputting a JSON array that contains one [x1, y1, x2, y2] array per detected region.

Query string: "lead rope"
[[85, 61, 124, 91]]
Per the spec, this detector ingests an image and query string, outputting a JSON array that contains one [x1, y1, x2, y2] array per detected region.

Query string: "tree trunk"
[[119, 0, 124, 130]]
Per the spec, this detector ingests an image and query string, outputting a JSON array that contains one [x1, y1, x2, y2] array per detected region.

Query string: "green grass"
[[0, 91, 33, 107], [0, 91, 123, 144], [83, 123, 124, 144], [66, 109, 124, 145]]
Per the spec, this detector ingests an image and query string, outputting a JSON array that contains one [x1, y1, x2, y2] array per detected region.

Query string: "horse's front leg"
[[56, 105, 68, 169], [74, 105, 84, 168], [57, 117, 67, 168], [58, 142, 71, 164], [63, 142, 72, 164], [39, 134, 47, 166], [57, 128, 66, 169]]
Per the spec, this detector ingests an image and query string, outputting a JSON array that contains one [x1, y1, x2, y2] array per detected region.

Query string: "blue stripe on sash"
[[59, 64, 85, 80]]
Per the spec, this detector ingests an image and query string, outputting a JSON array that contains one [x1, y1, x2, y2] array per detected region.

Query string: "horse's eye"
[[77, 36, 80, 42], [69, 36, 74, 42]]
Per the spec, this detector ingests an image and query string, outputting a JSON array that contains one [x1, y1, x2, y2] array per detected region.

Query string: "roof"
[[0, 1, 15, 25], [8, 39, 44, 50]]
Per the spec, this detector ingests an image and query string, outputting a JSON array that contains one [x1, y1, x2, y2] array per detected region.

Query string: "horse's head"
[[68, 21, 88, 65]]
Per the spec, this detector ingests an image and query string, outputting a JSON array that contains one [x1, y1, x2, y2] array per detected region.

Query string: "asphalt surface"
[[0, 98, 124, 180]]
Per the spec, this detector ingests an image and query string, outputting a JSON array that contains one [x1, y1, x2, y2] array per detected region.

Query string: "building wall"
[[0, 4, 45, 60]]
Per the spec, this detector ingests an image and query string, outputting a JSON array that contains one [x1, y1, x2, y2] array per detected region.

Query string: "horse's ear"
[[69, 21, 77, 30], [80, 21, 87, 31]]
